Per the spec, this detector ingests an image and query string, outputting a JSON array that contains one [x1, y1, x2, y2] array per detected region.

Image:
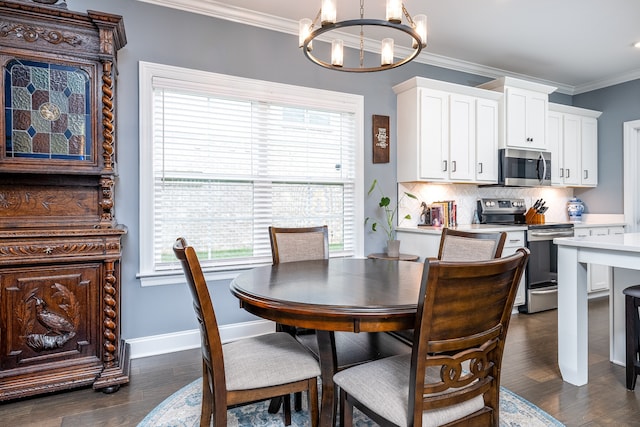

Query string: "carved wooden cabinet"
[[0, 0, 128, 400]]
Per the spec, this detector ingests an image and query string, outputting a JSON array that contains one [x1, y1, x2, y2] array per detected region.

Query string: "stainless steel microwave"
[[498, 148, 551, 187]]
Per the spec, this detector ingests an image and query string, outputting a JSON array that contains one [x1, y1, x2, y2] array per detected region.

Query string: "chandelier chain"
[[402, 4, 415, 28], [359, 0, 365, 67]]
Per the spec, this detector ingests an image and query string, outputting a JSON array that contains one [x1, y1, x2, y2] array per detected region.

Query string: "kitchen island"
[[554, 232, 640, 386]]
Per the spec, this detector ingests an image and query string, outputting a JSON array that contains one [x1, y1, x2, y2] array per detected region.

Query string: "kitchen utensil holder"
[[525, 208, 546, 224]]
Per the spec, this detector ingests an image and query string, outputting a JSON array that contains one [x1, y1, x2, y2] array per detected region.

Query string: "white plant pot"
[[386, 239, 401, 258]]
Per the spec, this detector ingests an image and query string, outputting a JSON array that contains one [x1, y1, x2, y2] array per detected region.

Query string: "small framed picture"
[[372, 115, 389, 163]]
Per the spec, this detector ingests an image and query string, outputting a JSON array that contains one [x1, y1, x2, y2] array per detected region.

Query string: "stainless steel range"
[[477, 198, 574, 314]]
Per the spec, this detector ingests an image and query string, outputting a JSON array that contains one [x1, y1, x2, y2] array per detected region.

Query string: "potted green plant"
[[365, 179, 417, 257]]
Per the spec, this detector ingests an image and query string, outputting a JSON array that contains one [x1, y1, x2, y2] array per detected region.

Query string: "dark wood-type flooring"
[[2, 297, 639, 426]]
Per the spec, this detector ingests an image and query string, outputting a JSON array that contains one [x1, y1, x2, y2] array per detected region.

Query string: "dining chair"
[[173, 237, 321, 427], [268, 225, 411, 412], [269, 225, 329, 338], [334, 248, 529, 427], [391, 229, 508, 345]]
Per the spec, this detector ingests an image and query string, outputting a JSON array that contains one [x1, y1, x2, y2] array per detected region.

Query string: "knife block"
[[525, 208, 546, 224]]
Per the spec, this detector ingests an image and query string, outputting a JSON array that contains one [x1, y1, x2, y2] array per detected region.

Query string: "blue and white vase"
[[567, 197, 585, 222]]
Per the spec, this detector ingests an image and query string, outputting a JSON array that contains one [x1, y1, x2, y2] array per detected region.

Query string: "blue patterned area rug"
[[138, 379, 565, 427]]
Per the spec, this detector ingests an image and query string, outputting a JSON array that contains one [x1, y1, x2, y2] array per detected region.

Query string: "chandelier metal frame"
[[300, 2, 426, 73]]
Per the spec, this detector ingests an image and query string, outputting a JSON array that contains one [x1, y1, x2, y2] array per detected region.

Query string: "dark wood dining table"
[[230, 258, 424, 427]]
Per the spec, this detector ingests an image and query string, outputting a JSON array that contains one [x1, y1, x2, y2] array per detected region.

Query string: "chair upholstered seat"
[[333, 354, 484, 427], [224, 332, 321, 390]]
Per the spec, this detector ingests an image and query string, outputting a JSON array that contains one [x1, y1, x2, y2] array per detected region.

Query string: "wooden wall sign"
[[372, 114, 390, 163]]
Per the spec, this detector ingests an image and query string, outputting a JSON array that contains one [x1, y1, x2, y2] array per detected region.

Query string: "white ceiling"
[[141, 0, 640, 95]]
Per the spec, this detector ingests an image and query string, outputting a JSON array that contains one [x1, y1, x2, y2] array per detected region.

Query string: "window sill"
[[137, 265, 267, 287]]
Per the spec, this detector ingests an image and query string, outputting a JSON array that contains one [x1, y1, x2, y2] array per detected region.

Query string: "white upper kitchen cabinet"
[[394, 77, 501, 184], [548, 103, 602, 187], [449, 94, 476, 181], [478, 77, 556, 151], [581, 117, 599, 186], [475, 98, 500, 183]]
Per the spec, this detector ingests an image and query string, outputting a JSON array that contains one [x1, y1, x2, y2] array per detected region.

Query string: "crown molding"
[[573, 68, 640, 95], [140, 0, 638, 95]]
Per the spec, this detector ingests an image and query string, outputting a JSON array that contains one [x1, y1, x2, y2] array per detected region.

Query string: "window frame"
[[137, 61, 364, 286]]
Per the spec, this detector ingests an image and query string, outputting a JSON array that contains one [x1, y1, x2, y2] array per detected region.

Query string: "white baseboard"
[[126, 319, 276, 359]]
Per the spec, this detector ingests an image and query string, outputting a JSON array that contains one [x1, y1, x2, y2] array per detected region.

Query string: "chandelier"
[[299, 0, 427, 72]]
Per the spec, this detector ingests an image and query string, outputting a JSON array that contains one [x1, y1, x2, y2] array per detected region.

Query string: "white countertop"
[[554, 232, 640, 253], [397, 224, 528, 235], [571, 222, 627, 229]]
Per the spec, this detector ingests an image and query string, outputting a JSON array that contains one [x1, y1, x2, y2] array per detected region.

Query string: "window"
[[138, 62, 364, 285]]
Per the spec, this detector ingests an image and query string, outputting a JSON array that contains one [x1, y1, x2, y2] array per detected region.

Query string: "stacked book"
[[419, 200, 457, 228]]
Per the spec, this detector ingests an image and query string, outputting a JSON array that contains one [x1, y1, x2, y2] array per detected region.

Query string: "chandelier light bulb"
[[386, 0, 402, 24], [381, 38, 394, 66], [321, 0, 337, 26], [331, 39, 344, 67], [299, 18, 313, 50], [413, 14, 427, 48]]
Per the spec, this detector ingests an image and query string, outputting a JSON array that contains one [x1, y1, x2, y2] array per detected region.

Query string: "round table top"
[[230, 258, 424, 332]]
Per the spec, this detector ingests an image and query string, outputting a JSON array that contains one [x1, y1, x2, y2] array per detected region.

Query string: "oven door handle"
[[529, 230, 575, 238], [530, 287, 558, 295]]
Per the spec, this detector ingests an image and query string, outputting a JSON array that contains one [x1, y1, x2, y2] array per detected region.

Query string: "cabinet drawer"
[[574, 228, 591, 237], [504, 231, 525, 247], [0, 235, 123, 264]]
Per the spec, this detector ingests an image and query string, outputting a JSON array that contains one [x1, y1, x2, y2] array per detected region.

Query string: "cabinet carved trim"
[[0, 1, 128, 400], [0, 23, 83, 46], [101, 62, 115, 173], [0, 241, 106, 258]]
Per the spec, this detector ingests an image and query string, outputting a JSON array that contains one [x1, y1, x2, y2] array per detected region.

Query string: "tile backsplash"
[[398, 182, 575, 226]]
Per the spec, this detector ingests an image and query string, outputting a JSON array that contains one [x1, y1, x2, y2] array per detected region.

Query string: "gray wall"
[[68, 0, 635, 340], [573, 79, 640, 213]]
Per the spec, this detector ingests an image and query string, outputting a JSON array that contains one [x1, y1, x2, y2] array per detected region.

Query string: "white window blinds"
[[139, 63, 363, 279]]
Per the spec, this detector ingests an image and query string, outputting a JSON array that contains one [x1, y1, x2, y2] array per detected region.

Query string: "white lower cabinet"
[[502, 231, 526, 306], [574, 226, 626, 293], [396, 229, 527, 307]]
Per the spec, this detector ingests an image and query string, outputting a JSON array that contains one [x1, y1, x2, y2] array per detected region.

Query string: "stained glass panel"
[[4, 59, 91, 161]]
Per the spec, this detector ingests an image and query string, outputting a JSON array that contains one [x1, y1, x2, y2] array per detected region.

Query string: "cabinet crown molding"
[[478, 76, 557, 95], [393, 76, 502, 100], [548, 102, 602, 118]]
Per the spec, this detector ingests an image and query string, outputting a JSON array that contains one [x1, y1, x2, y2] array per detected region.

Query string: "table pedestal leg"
[[316, 330, 337, 427]]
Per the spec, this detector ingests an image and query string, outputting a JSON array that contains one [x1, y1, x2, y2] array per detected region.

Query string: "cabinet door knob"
[[451, 160, 457, 172], [442, 160, 447, 172], [566, 169, 570, 178], [559, 168, 564, 178], [584, 170, 588, 179], [478, 162, 483, 174]]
